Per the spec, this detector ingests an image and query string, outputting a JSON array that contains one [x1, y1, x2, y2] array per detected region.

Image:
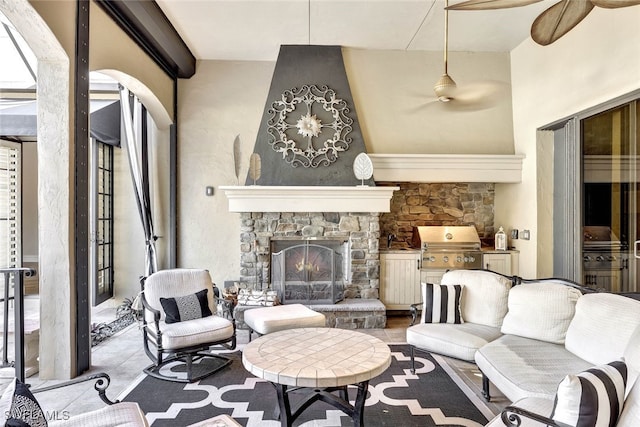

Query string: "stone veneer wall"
[[239, 212, 381, 299], [377, 182, 496, 249]]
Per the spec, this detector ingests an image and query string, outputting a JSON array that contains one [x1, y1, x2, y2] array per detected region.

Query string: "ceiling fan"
[[430, 0, 507, 110], [447, 0, 640, 46]]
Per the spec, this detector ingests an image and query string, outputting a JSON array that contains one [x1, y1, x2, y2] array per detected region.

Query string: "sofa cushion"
[[551, 360, 627, 427], [420, 283, 463, 324], [500, 281, 581, 344], [407, 322, 502, 362], [565, 293, 640, 366], [440, 269, 512, 328], [475, 334, 593, 402], [49, 402, 149, 427], [624, 324, 640, 395], [147, 315, 234, 350], [617, 378, 640, 427]]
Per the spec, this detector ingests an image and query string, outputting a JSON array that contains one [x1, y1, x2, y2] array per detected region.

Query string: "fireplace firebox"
[[271, 239, 347, 304]]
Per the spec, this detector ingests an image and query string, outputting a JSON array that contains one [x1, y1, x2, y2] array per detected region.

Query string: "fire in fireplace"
[[271, 238, 347, 304]]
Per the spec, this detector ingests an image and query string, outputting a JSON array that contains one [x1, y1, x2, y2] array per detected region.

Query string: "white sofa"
[[406, 269, 640, 427], [486, 320, 640, 427], [477, 290, 640, 402]]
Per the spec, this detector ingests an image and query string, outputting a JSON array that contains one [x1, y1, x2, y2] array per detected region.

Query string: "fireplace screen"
[[271, 239, 346, 304]]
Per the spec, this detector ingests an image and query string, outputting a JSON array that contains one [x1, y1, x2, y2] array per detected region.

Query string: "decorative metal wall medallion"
[[267, 84, 354, 168]]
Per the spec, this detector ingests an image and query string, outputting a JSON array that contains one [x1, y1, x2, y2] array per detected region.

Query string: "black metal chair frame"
[[499, 405, 573, 427], [31, 372, 119, 405], [140, 276, 237, 383]]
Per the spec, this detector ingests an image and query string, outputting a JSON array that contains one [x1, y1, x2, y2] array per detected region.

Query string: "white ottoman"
[[243, 304, 326, 340]]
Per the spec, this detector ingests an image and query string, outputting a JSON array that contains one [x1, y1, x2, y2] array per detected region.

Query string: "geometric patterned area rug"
[[121, 344, 495, 426]]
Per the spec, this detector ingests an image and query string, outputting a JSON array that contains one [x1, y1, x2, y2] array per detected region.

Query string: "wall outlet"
[[521, 229, 530, 240]]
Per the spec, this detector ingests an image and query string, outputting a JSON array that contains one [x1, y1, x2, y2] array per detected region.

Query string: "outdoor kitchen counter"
[[480, 248, 520, 254]]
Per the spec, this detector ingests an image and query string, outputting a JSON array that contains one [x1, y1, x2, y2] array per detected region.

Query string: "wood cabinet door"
[[483, 253, 512, 275], [380, 253, 421, 309]]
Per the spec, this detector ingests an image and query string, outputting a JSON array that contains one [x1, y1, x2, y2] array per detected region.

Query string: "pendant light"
[[434, 0, 457, 102]]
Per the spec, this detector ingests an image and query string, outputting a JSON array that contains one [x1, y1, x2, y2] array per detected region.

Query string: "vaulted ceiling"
[[155, 0, 559, 62]]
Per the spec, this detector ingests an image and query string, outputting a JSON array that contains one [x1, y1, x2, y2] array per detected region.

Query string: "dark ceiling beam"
[[94, 0, 195, 79]]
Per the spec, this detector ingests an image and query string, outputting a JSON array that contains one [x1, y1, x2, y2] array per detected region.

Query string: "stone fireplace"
[[220, 186, 397, 329], [239, 211, 382, 301]]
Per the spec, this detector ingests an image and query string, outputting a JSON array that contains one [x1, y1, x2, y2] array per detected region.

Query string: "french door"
[[581, 101, 639, 293], [90, 138, 114, 305]]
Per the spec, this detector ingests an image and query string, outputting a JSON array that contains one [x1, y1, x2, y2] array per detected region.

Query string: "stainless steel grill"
[[412, 225, 482, 269], [582, 226, 628, 292]]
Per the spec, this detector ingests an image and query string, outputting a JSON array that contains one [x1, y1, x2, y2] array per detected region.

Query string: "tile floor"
[[0, 303, 509, 423]]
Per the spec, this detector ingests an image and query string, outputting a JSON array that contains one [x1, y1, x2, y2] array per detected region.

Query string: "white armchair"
[[141, 268, 236, 383]]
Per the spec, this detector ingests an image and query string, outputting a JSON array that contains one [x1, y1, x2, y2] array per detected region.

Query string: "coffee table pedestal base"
[[274, 380, 369, 427]]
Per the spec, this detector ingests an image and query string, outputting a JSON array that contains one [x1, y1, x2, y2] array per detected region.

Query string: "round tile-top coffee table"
[[242, 327, 391, 427]]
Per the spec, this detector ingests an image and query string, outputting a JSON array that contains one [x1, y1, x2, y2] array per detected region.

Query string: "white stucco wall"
[[178, 50, 516, 285], [114, 120, 171, 301], [496, 6, 640, 278], [177, 60, 274, 285]]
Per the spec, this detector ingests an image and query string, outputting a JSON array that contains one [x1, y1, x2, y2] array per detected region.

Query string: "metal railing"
[[0, 267, 36, 382]]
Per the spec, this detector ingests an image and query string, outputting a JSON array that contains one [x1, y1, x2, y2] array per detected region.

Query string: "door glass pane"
[[92, 142, 114, 305], [0, 142, 20, 293], [97, 244, 104, 270], [582, 104, 637, 293]]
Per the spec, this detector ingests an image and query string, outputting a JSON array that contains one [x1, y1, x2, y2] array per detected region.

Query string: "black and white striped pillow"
[[421, 283, 463, 324], [551, 360, 627, 427]]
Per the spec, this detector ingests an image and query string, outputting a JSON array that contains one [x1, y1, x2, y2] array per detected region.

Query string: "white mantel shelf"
[[219, 186, 399, 213], [368, 154, 525, 183]]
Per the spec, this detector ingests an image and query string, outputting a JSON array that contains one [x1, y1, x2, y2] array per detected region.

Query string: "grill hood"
[[411, 226, 481, 251]]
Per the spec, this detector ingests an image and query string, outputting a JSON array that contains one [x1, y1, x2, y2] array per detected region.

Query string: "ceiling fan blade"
[[411, 81, 508, 113], [445, 81, 509, 111], [531, 0, 594, 45], [447, 0, 543, 10], [591, 0, 640, 7], [408, 98, 440, 113]]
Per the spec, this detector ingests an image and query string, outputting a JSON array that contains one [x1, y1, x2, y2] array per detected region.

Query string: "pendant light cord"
[[308, 0, 311, 45], [443, 0, 449, 75]]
